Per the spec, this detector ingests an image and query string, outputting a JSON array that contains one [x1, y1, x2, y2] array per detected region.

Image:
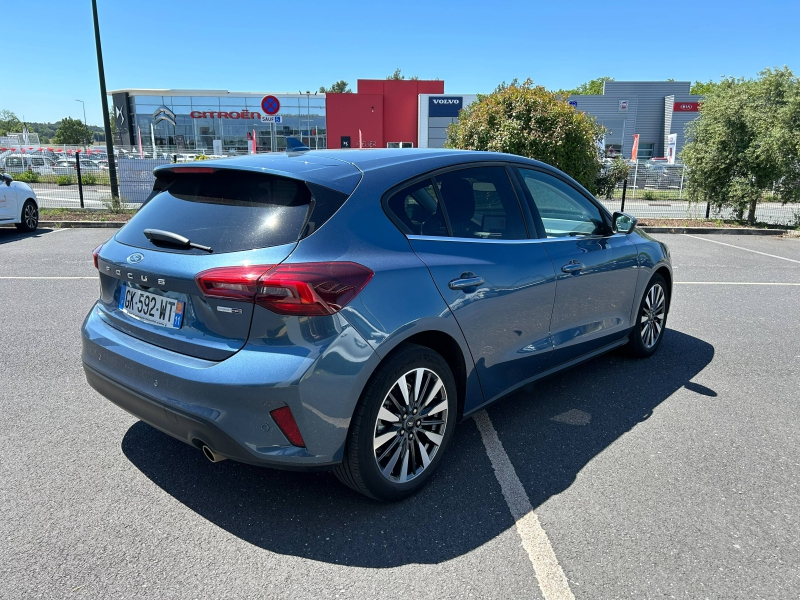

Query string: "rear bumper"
[[83, 363, 324, 468], [81, 304, 379, 470]]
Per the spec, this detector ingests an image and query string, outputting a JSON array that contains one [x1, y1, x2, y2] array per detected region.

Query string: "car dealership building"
[[110, 79, 700, 158]]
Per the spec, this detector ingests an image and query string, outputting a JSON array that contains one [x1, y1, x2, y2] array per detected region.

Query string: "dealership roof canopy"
[[108, 89, 326, 98]]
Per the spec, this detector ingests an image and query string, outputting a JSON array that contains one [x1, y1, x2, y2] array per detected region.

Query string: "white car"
[[53, 159, 103, 176], [0, 173, 39, 232]]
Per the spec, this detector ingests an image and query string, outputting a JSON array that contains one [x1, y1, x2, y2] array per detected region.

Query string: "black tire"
[[626, 273, 669, 358], [15, 200, 38, 232], [334, 343, 457, 501]]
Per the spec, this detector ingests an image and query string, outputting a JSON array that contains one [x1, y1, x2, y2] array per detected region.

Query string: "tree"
[[53, 117, 92, 146], [0, 109, 22, 135], [318, 80, 352, 93], [558, 76, 614, 96], [682, 67, 800, 224], [690, 79, 718, 96], [386, 68, 418, 81], [446, 79, 605, 192]]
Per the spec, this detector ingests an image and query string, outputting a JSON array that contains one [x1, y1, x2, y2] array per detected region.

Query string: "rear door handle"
[[561, 262, 585, 274], [449, 273, 484, 290]]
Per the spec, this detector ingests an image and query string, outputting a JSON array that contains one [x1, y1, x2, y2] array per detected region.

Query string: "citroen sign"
[[153, 106, 176, 126]]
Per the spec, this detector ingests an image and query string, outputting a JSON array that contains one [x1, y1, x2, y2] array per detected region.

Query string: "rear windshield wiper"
[[143, 228, 213, 253]]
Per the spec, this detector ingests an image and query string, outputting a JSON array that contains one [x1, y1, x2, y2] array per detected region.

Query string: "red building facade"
[[326, 79, 444, 149]]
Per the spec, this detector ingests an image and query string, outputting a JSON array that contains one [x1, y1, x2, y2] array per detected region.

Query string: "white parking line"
[[0, 276, 96, 279], [474, 411, 574, 600], [682, 234, 800, 264], [675, 281, 800, 285]]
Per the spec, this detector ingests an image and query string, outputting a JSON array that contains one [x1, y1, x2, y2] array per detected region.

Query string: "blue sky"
[[2, 0, 798, 125]]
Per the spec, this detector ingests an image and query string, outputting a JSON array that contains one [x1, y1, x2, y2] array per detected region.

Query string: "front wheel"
[[626, 274, 668, 358], [334, 344, 457, 501], [15, 200, 38, 232]]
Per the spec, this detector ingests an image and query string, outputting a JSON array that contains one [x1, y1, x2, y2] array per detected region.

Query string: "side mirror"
[[612, 211, 637, 234], [2, 173, 12, 186]]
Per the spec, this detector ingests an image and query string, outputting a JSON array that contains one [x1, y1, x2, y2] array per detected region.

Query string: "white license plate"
[[119, 285, 185, 329]]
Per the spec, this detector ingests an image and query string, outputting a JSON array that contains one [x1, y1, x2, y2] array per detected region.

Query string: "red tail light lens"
[[195, 265, 275, 300], [195, 262, 373, 317], [270, 406, 305, 447], [255, 262, 374, 316], [92, 244, 103, 270]]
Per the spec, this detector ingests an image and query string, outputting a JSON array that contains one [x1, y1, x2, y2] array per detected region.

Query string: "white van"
[[2, 154, 55, 175]]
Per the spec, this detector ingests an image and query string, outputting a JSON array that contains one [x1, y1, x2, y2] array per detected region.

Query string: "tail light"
[[92, 244, 103, 270], [270, 406, 305, 447], [195, 262, 373, 316], [195, 265, 275, 300]]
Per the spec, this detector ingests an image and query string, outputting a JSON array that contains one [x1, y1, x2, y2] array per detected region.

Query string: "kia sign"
[[673, 102, 700, 112], [429, 96, 463, 118]]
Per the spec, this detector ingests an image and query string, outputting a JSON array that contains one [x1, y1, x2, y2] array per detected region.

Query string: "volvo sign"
[[429, 96, 463, 118]]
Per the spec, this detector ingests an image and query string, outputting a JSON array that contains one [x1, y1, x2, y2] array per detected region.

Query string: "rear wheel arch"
[[381, 331, 467, 422]]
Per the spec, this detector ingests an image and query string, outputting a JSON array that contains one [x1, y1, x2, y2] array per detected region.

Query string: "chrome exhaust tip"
[[201, 444, 227, 463]]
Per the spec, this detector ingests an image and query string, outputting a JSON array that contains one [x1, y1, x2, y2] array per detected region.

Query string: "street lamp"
[[75, 99, 88, 147], [75, 99, 87, 125]]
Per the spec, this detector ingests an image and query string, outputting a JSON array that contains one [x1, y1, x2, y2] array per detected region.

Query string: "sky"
[[2, 0, 799, 126]]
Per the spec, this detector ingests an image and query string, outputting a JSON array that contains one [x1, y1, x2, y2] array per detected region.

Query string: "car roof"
[[153, 149, 553, 195]]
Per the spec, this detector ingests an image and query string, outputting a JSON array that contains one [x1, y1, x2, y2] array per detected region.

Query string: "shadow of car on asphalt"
[[121, 329, 714, 568], [0, 227, 57, 245]]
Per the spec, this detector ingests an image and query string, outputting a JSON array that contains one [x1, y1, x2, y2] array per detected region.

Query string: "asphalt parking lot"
[[1, 227, 798, 599]]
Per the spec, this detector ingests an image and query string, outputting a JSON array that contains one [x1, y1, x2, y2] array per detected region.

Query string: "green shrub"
[[102, 195, 129, 214], [642, 190, 658, 201], [445, 79, 604, 192], [596, 158, 630, 199], [80, 173, 97, 185], [56, 175, 75, 186], [12, 170, 39, 183]]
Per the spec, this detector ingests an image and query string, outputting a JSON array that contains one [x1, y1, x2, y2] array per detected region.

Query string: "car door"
[[0, 177, 18, 221], [515, 167, 640, 365], [387, 165, 557, 403]]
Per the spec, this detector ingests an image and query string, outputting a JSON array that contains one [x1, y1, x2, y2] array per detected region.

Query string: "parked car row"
[[0, 154, 106, 177]]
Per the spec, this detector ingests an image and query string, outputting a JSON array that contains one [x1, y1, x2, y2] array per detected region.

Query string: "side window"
[[386, 179, 443, 236], [434, 167, 527, 240], [518, 169, 605, 238]]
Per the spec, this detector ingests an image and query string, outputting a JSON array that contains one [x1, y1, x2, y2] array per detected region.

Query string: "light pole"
[[92, 0, 119, 199], [75, 99, 88, 147]]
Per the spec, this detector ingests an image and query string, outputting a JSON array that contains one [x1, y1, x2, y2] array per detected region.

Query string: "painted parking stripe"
[[474, 411, 575, 600], [682, 234, 800, 264]]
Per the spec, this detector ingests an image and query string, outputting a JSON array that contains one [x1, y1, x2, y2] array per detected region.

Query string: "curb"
[[639, 227, 787, 235], [44, 221, 126, 228]]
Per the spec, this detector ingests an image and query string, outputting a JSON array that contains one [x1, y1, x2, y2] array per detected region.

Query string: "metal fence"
[[598, 160, 800, 226], [3, 149, 799, 226]]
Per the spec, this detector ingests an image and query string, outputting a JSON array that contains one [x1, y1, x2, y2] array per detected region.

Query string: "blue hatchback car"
[[82, 149, 672, 500]]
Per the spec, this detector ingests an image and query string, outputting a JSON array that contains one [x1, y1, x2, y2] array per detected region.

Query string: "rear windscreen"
[[116, 170, 347, 254]]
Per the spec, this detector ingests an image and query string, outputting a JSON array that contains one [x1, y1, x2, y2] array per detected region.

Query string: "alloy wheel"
[[24, 203, 38, 230], [641, 283, 666, 348], [373, 368, 448, 483]]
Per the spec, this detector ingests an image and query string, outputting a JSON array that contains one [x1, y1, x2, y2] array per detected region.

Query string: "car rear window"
[[116, 170, 348, 254]]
